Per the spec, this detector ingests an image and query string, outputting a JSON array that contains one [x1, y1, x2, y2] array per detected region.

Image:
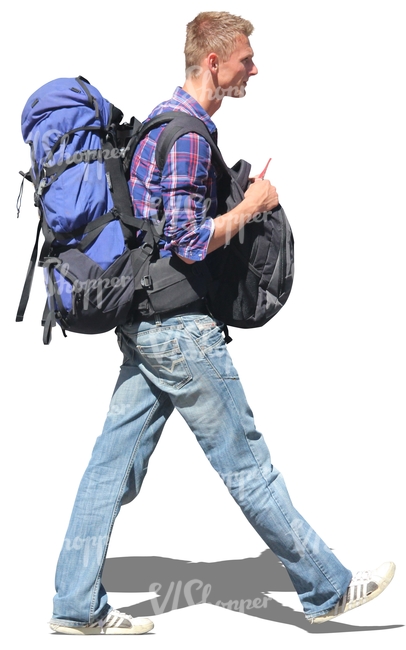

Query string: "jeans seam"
[[268, 483, 346, 607], [88, 390, 169, 621], [182, 336, 346, 614]]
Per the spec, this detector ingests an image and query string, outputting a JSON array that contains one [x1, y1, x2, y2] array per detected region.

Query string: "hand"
[[244, 178, 279, 214]]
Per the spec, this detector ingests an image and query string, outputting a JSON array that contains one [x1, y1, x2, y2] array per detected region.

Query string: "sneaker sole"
[[311, 561, 396, 624], [50, 620, 154, 635]]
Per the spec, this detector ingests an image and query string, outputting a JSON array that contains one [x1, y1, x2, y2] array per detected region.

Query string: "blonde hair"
[[184, 12, 254, 76]]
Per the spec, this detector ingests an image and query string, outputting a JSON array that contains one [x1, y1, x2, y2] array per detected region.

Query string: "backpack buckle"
[[141, 275, 152, 290], [37, 177, 48, 197], [141, 242, 154, 254]]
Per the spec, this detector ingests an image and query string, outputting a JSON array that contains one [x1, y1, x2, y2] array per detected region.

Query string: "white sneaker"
[[50, 609, 154, 635], [311, 562, 395, 624]]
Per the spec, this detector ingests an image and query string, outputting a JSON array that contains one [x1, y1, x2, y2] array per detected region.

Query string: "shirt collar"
[[172, 87, 217, 134]]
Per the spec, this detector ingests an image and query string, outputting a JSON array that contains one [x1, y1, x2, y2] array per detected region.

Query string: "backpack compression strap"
[[15, 218, 43, 323]]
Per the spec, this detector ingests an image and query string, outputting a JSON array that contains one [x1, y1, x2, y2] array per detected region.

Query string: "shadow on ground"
[[103, 550, 402, 634]]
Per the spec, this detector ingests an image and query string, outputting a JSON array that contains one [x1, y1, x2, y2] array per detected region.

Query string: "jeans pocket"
[[193, 315, 224, 352], [136, 338, 192, 389], [188, 315, 239, 380]]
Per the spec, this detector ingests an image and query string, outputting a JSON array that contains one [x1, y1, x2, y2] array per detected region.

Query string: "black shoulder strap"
[[153, 114, 252, 215], [123, 111, 183, 177], [154, 113, 229, 177], [123, 111, 231, 180]]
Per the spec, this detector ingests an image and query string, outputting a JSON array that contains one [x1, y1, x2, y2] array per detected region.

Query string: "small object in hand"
[[258, 157, 272, 179]]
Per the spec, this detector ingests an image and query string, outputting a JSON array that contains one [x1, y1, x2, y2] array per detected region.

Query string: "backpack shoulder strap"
[[123, 111, 231, 180], [123, 111, 183, 177], [154, 113, 229, 177], [154, 113, 252, 215]]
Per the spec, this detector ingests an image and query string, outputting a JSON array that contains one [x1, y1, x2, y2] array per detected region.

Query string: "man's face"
[[216, 35, 258, 98]]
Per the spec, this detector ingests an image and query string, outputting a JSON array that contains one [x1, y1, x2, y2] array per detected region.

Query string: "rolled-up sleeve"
[[160, 132, 215, 261]]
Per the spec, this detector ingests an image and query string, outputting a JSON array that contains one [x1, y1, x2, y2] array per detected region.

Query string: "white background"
[[1, 0, 405, 648]]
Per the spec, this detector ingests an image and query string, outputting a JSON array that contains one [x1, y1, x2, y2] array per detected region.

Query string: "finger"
[[248, 174, 262, 181]]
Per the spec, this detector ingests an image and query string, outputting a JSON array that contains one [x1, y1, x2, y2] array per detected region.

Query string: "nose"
[[250, 60, 258, 76]]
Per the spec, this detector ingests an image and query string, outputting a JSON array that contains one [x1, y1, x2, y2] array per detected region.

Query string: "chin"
[[230, 86, 246, 98]]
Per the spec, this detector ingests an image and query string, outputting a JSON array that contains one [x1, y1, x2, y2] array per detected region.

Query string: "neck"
[[182, 72, 222, 117]]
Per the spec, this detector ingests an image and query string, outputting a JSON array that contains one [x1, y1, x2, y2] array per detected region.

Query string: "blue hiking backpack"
[[17, 76, 294, 343], [16, 76, 211, 343]]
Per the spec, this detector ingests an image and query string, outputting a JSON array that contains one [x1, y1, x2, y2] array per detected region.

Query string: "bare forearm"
[[177, 179, 279, 263], [206, 198, 258, 253], [207, 178, 279, 253]]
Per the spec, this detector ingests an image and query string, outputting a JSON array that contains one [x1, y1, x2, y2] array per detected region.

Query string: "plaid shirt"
[[128, 87, 218, 261]]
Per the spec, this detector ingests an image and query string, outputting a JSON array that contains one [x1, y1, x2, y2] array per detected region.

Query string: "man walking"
[[49, 11, 395, 635]]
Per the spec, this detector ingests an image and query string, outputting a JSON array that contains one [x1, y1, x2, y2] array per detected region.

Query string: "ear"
[[207, 52, 219, 73]]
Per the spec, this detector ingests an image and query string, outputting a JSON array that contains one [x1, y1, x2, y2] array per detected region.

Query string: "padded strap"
[[122, 111, 215, 178], [154, 115, 228, 176]]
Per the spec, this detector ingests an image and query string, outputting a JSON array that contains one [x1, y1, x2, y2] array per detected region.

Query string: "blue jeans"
[[51, 311, 351, 626]]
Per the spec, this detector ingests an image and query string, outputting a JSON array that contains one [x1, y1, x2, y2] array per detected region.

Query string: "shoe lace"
[[351, 569, 372, 584], [341, 568, 377, 609], [98, 609, 132, 629]]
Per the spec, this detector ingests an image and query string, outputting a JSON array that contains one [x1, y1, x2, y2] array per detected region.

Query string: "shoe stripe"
[[309, 563, 395, 624]]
